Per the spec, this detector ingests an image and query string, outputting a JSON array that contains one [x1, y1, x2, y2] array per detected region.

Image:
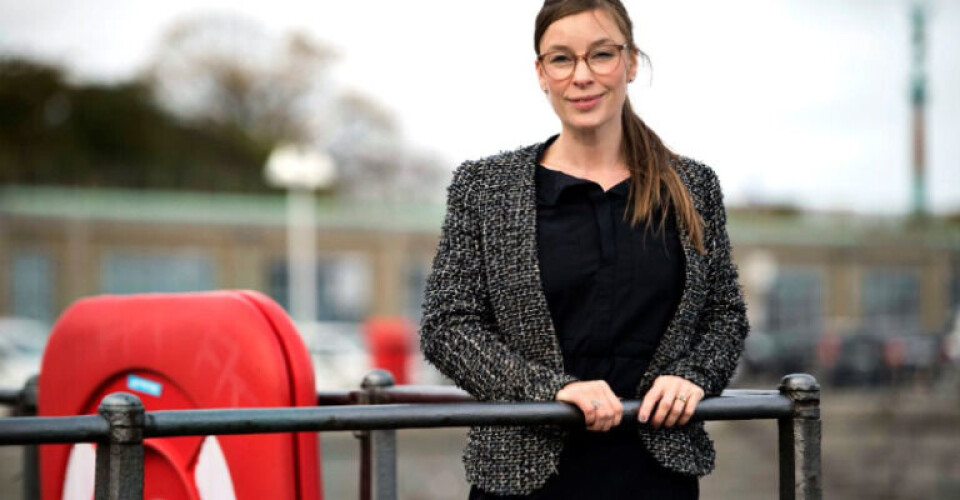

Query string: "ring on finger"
[[677, 393, 688, 403], [590, 399, 601, 411]]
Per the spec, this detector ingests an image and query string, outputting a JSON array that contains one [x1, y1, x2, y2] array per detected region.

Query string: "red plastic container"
[[38, 290, 321, 500], [364, 317, 414, 385]]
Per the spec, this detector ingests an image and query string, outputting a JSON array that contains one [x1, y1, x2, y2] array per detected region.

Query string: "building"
[[2, 186, 958, 342]]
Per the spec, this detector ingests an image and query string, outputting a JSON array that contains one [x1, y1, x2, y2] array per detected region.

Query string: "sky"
[[1, 0, 958, 214]]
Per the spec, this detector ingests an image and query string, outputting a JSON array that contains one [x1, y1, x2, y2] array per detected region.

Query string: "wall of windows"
[[951, 256, 960, 315], [8, 251, 55, 322], [766, 267, 823, 335], [268, 253, 372, 322], [404, 260, 431, 321], [861, 267, 921, 329], [100, 251, 215, 295]]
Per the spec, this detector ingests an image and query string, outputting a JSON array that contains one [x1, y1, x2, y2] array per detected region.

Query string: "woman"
[[419, 0, 750, 498]]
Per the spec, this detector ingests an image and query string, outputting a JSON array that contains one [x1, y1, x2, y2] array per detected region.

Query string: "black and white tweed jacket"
[[419, 136, 750, 496]]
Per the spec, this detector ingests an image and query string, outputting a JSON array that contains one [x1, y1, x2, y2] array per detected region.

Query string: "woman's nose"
[[571, 58, 595, 86]]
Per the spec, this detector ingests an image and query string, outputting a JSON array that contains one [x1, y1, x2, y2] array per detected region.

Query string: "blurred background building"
[[2, 188, 958, 386]]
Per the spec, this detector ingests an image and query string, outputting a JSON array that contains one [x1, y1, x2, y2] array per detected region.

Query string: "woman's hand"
[[555, 380, 623, 431], [638, 375, 705, 429]]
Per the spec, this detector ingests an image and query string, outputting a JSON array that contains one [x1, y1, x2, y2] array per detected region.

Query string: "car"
[[820, 323, 948, 387], [295, 321, 372, 390], [823, 331, 889, 387], [742, 328, 820, 379], [0, 317, 49, 389], [944, 308, 960, 364]]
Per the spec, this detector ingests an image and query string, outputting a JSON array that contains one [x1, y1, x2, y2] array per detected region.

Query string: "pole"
[[17, 376, 39, 500], [94, 393, 145, 500], [357, 370, 397, 500], [288, 187, 318, 323], [777, 374, 822, 500], [909, 0, 928, 220]]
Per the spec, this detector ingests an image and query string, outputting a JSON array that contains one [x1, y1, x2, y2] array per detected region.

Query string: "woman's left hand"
[[638, 375, 705, 429]]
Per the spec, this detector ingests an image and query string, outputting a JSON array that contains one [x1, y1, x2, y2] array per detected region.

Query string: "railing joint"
[[94, 392, 145, 500]]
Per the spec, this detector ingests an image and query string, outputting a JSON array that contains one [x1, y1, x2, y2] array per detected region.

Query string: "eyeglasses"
[[537, 43, 629, 80]]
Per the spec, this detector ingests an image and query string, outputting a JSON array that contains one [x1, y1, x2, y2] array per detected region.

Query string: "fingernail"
[[639, 414, 647, 423]]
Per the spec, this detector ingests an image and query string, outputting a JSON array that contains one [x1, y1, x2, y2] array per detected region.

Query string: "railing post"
[[16, 375, 39, 500], [778, 373, 822, 500], [94, 392, 145, 500], [357, 370, 397, 500]]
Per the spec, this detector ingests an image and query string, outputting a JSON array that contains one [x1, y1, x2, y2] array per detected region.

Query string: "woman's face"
[[536, 9, 638, 135]]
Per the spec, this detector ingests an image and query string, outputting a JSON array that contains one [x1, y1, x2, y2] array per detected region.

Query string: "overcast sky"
[[1, 0, 957, 214]]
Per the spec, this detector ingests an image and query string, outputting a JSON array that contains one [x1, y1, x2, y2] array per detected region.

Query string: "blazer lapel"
[[481, 141, 566, 372], [636, 158, 708, 395]]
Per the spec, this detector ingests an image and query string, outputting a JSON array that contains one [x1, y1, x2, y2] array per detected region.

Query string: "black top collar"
[[534, 134, 630, 206]]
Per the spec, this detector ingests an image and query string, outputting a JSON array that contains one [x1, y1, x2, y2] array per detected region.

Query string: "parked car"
[[295, 321, 371, 390], [822, 331, 889, 386], [0, 318, 49, 389], [945, 308, 960, 364], [819, 323, 948, 387], [742, 328, 820, 379]]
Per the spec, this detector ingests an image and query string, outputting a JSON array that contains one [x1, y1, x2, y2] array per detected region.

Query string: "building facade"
[[2, 186, 958, 342]]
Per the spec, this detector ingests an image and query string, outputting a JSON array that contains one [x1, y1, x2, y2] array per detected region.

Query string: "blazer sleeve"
[[662, 167, 750, 397], [419, 161, 578, 402]]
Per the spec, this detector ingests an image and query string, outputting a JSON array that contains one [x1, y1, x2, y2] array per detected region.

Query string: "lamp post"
[[265, 145, 337, 323], [744, 250, 778, 332], [909, 0, 929, 220]]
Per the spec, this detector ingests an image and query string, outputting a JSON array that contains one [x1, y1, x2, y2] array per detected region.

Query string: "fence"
[[0, 371, 821, 500]]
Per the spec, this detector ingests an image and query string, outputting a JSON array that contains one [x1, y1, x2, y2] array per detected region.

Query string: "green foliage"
[[0, 57, 274, 192]]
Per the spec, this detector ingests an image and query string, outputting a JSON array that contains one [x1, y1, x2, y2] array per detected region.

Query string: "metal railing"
[[0, 372, 821, 500]]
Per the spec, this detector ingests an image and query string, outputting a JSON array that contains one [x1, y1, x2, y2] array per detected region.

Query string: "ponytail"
[[621, 98, 706, 255]]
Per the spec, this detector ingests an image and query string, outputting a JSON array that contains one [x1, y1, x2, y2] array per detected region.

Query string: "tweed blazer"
[[419, 135, 750, 496]]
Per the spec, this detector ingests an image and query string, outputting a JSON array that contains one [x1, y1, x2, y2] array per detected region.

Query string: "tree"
[[144, 15, 336, 145], [2, 15, 449, 201], [145, 14, 448, 202], [0, 57, 269, 191], [328, 89, 448, 202]]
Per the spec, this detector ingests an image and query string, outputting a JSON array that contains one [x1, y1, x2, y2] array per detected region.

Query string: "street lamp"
[[264, 144, 337, 323], [743, 250, 778, 332]]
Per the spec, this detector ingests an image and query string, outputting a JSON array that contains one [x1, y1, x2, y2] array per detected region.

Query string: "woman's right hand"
[[555, 380, 623, 431]]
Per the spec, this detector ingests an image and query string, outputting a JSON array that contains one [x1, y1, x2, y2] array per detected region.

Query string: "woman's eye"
[[549, 54, 573, 64], [590, 50, 615, 61]]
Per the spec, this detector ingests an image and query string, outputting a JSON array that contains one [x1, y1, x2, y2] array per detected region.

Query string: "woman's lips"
[[568, 94, 603, 111]]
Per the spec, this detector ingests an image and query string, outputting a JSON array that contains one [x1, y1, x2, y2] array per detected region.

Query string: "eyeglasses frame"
[[536, 42, 631, 80]]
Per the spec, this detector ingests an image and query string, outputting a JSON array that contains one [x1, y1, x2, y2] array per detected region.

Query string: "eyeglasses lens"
[[543, 45, 622, 79]]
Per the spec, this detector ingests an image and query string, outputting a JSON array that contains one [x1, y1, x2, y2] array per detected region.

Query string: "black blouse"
[[535, 163, 685, 398]]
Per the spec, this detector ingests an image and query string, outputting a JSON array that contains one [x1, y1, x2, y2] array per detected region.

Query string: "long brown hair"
[[535, 0, 705, 254]]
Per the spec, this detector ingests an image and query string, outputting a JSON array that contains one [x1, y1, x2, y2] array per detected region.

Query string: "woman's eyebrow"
[[542, 38, 617, 52]]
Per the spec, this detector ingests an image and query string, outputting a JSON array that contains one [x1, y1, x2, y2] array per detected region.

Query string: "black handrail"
[[0, 372, 822, 500], [0, 415, 108, 445], [0, 395, 793, 443]]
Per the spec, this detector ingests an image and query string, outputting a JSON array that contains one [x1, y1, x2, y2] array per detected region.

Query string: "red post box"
[[364, 317, 414, 385]]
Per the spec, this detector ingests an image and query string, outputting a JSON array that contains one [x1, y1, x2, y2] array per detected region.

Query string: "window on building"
[[405, 260, 431, 321], [9, 251, 55, 322], [268, 253, 372, 322], [861, 267, 920, 329], [101, 251, 215, 294], [951, 256, 960, 312], [766, 267, 823, 335]]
